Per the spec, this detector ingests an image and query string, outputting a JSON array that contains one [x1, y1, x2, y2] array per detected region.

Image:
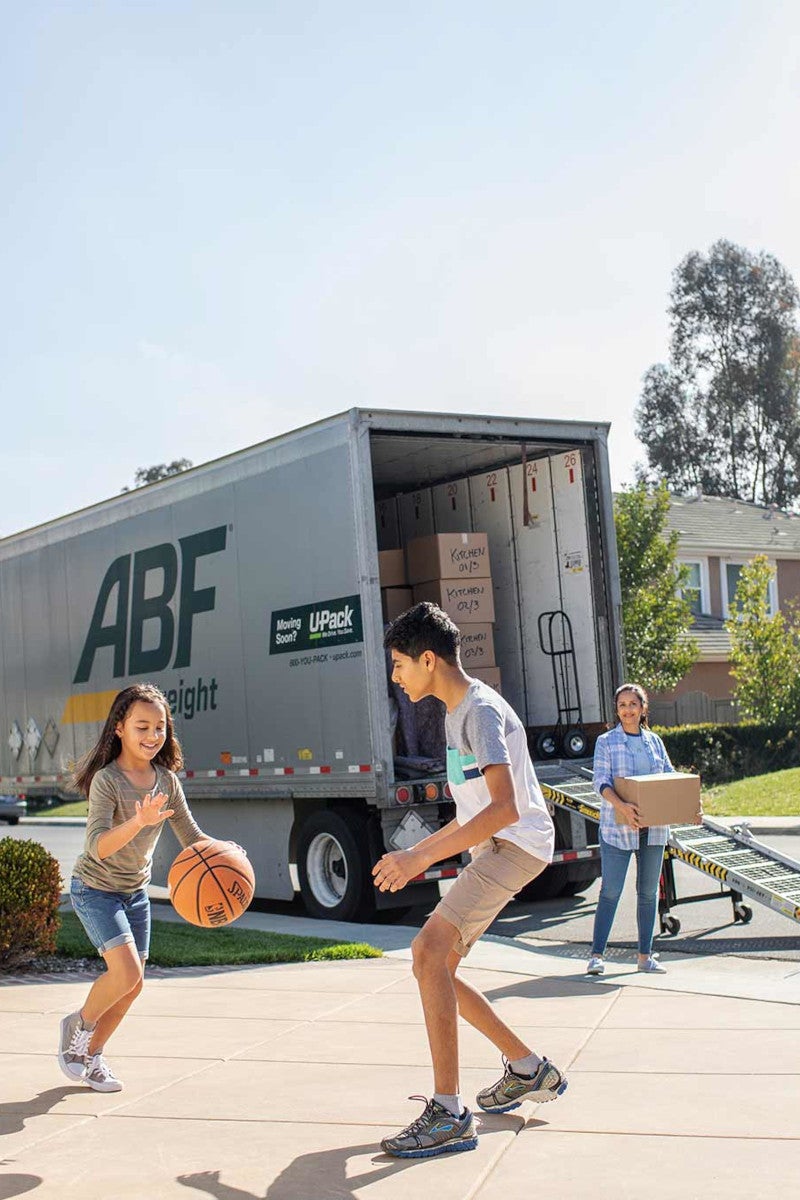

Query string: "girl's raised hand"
[[135, 791, 175, 827]]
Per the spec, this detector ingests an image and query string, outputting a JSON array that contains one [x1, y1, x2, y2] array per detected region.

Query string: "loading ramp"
[[536, 762, 800, 933]]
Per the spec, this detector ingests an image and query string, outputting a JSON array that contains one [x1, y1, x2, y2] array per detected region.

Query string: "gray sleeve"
[[166, 773, 205, 850], [85, 771, 119, 859], [465, 699, 511, 772]]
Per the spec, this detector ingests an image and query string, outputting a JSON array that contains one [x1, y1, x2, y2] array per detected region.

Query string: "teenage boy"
[[374, 602, 567, 1159]]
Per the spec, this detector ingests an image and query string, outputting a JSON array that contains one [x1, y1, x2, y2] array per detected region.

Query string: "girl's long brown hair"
[[71, 684, 184, 797]]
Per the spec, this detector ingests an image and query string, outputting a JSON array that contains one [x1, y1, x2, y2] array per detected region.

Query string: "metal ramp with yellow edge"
[[535, 762, 800, 934]]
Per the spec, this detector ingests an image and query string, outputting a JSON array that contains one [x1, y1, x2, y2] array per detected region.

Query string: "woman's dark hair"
[[71, 683, 184, 796], [383, 601, 461, 665], [614, 682, 650, 728]]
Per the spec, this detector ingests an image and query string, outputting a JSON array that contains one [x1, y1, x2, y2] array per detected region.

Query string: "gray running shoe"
[[381, 1096, 478, 1159], [84, 1053, 123, 1093], [477, 1056, 568, 1114], [58, 1012, 91, 1081]]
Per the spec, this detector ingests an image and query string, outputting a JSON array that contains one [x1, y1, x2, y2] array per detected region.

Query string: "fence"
[[649, 690, 739, 728]]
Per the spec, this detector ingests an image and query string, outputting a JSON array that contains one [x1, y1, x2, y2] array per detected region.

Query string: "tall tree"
[[615, 481, 698, 693], [121, 459, 193, 492], [636, 240, 800, 507]]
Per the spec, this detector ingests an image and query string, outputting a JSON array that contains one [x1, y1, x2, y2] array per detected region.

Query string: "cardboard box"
[[406, 532, 491, 585], [613, 773, 703, 827], [378, 548, 407, 588], [381, 587, 413, 623], [412, 577, 495, 623], [471, 665, 502, 693], [458, 623, 496, 668]]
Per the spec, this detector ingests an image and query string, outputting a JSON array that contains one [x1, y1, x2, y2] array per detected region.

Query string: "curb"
[[21, 816, 87, 827]]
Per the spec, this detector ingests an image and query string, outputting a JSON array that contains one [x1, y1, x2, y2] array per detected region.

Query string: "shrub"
[[0, 838, 62, 969], [653, 722, 800, 786]]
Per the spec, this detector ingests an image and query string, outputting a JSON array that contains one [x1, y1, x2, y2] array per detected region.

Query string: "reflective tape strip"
[[551, 847, 600, 864], [412, 867, 460, 882]]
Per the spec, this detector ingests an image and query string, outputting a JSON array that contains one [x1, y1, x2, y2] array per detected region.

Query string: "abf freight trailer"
[[0, 409, 623, 919]]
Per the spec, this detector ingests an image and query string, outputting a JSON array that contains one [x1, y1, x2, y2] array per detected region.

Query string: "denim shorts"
[[70, 877, 151, 959]]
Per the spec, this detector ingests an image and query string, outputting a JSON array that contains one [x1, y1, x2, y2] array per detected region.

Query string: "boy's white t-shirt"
[[445, 680, 555, 863]]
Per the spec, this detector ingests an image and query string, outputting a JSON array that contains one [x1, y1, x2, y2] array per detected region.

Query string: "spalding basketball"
[[168, 838, 255, 928]]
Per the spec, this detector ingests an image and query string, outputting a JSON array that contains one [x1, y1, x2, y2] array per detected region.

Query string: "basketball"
[[168, 838, 255, 928]]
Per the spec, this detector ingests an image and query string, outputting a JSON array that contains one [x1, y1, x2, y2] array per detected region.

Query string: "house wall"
[[777, 559, 800, 607], [654, 661, 734, 701]]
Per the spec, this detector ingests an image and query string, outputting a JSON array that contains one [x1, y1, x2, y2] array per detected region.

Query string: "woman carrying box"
[[587, 683, 675, 976]]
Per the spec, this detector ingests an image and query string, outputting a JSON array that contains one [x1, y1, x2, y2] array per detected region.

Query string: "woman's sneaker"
[[476, 1056, 568, 1114], [84, 1053, 123, 1093], [586, 956, 605, 975], [58, 1012, 91, 1081], [381, 1096, 477, 1158]]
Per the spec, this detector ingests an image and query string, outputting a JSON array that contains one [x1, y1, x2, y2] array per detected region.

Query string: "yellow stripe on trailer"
[[61, 691, 119, 724]]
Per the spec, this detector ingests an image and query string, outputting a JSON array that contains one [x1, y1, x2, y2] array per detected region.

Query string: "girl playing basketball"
[[58, 683, 207, 1092]]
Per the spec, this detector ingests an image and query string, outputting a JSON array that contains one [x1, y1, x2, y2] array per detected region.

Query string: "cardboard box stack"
[[406, 532, 502, 693], [379, 549, 413, 623]]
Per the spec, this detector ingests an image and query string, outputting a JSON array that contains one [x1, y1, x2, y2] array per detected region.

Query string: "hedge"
[[0, 838, 62, 969], [652, 722, 800, 786]]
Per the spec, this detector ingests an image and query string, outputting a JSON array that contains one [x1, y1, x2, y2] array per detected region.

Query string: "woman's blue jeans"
[[591, 831, 665, 956]]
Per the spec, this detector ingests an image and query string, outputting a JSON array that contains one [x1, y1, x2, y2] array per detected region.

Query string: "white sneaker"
[[84, 1053, 123, 1092], [58, 1012, 91, 1080], [586, 956, 605, 975], [637, 955, 667, 974]]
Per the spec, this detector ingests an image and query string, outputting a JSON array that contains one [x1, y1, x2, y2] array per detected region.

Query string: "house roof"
[[665, 492, 800, 555], [685, 614, 731, 660]]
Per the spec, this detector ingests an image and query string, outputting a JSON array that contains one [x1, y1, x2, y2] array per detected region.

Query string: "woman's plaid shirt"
[[592, 724, 675, 849]]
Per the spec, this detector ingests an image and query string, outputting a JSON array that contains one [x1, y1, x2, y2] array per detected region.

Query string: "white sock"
[[510, 1052, 542, 1077], [434, 1092, 464, 1117]]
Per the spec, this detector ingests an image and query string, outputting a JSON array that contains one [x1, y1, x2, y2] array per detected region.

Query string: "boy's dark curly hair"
[[383, 601, 461, 665]]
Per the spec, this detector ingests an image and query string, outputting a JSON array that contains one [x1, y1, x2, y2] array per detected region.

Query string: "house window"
[[678, 560, 708, 616], [723, 561, 777, 617]]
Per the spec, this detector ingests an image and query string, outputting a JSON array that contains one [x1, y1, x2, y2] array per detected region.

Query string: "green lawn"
[[30, 799, 88, 818], [702, 767, 800, 818], [57, 911, 382, 968]]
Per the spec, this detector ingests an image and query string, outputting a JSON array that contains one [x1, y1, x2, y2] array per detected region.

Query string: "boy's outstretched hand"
[[372, 849, 423, 893], [135, 791, 175, 827]]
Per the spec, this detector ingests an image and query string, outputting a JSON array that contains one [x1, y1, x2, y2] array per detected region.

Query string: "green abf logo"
[[74, 525, 228, 683], [270, 595, 363, 654]]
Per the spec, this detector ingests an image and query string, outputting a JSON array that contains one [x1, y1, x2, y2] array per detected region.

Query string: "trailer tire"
[[297, 809, 376, 923], [515, 864, 569, 902]]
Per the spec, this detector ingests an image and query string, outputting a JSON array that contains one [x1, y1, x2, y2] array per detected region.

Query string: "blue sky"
[[2, 1, 799, 535]]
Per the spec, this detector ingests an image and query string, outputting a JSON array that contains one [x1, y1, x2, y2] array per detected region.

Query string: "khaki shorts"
[[434, 837, 547, 957]]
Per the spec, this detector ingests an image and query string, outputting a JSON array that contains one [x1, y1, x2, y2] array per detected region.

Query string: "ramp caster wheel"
[[660, 915, 681, 936], [734, 903, 753, 924]]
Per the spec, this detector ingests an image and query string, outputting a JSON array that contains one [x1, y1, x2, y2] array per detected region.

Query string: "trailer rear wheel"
[[297, 809, 376, 922]]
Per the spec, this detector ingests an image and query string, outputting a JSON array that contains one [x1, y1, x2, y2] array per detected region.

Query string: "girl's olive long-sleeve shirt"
[[73, 761, 203, 893]]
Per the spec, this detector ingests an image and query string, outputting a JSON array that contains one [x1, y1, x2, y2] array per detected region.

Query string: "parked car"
[[0, 794, 27, 825]]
